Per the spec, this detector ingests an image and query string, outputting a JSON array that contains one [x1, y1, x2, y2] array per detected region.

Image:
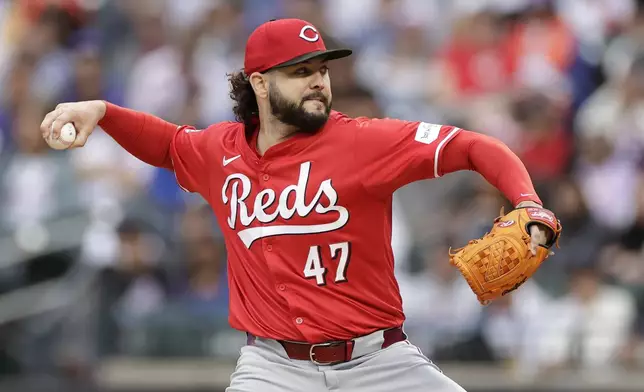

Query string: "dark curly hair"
[[228, 71, 258, 130]]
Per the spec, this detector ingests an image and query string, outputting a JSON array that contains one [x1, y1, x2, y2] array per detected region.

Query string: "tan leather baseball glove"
[[448, 207, 562, 305]]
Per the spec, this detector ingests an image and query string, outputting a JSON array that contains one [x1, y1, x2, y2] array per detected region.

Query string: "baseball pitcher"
[[41, 18, 561, 392]]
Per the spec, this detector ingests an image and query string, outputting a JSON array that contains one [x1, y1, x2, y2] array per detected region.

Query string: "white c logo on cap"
[[299, 25, 319, 42]]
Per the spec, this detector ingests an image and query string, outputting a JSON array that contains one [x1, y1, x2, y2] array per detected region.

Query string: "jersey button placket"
[[295, 317, 304, 325]]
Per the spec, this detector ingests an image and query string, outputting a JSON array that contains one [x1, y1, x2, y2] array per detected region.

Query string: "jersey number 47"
[[303, 242, 351, 286]]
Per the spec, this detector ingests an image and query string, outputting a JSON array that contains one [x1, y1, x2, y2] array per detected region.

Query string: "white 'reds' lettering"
[[221, 174, 252, 229], [222, 162, 349, 248], [254, 189, 278, 222]]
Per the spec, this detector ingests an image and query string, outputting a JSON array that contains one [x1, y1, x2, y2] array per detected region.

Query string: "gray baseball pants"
[[226, 329, 467, 391]]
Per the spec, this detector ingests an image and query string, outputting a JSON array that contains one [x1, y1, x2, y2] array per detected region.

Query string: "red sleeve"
[[440, 130, 542, 206], [354, 119, 461, 196], [168, 126, 211, 195], [97, 102, 210, 195], [97, 102, 177, 169]]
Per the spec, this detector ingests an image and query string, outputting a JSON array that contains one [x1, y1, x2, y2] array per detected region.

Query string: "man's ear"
[[250, 72, 269, 99]]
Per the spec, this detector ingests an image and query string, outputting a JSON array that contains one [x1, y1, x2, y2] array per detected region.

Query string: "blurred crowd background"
[[1, 0, 644, 390]]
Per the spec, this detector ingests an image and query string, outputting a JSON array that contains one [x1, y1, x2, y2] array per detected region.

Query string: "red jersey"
[[168, 111, 461, 343]]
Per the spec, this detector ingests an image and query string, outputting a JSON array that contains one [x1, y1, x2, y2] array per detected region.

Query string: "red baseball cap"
[[244, 18, 352, 75]]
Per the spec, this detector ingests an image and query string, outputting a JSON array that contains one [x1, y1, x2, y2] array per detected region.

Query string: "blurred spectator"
[[535, 264, 637, 371], [121, 205, 229, 358], [575, 53, 644, 231], [283, 0, 327, 32], [602, 4, 644, 85], [480, 280, 551, 368], [118, 1, 187, 121], [599, 177, 644, 287], [557, 0, 636, 111], [168, 204, 228, 319], [60, 29, 123, 104], [507, 1, 576, 94], [0, 51, 37, 153], [333, 85, 382, 124], [0, 100, 79, 230], [399, 240, 484, 360], [357, 23, 438, 118], [321, 0, 386, 46], [95, 218, 169, 357], [534, 177, 605, 295], [599, 178, 644, 364], [511, 90, 572, 183], [434, 11, 515, 113], [189, 1, 245, 126], [556, 0, 636, 51], [22, 4, 83, 104]]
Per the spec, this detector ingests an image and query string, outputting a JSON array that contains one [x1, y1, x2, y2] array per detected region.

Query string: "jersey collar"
[[236, 113, 337, 166]]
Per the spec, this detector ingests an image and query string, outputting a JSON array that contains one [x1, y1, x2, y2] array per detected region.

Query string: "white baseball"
[[47, 123, 77, 150]]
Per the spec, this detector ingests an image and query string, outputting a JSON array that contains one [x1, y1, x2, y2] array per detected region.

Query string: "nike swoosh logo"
[[223, 155, 241, 167], [520, 193, 533, 197]]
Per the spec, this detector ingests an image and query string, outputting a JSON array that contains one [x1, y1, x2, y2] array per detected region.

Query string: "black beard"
[[269, 87, 331, 134]]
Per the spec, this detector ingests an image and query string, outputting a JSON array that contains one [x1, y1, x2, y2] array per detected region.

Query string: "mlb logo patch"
[[414, 122, 441, 144]]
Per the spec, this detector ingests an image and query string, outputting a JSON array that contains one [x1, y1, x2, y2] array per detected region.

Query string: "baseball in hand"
[[47, 123, 77, 150]]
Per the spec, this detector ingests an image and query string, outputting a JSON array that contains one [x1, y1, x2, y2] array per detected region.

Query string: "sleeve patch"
[[414, 122, 441, 144]]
